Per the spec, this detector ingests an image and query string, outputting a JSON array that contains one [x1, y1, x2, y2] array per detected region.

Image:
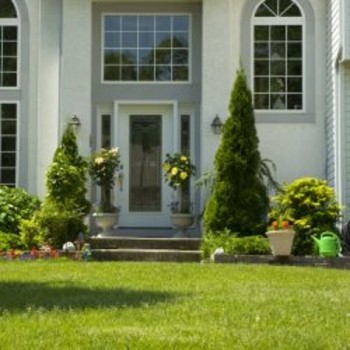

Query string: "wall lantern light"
[[69, 114, 81, 132], [211, 115, 223, 135]]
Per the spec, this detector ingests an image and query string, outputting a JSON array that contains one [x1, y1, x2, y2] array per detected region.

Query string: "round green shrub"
[[0, 186, 40, 234], [269, 177, 342, 255]]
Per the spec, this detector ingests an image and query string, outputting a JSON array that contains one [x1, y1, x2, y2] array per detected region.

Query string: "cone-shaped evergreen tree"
[[204, 67, 268, 235]]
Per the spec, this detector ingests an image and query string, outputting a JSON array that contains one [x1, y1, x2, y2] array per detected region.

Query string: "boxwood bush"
[[201, 229, 270, 260], [0, 186, 40, 235]]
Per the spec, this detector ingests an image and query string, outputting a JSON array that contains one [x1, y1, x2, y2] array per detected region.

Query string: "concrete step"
[[91, 248, 202, 262], [88, 237, 202, 251]]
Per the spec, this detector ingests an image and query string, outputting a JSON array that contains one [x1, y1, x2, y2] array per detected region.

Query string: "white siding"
[[343, 66, 350, 217], [343, 0, 350, 59], [325, 0, 341, 196]]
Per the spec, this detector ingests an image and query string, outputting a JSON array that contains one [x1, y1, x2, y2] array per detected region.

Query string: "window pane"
[[105, 16, 121, 31], [156, 32, 171, 48], [255, 4, 275, 17], [173, 32, 189, 48], [270, 77, 285, 92], [121, 49, 137, 64], [255, 94, 269, 109], [271, 94, 286, 109], [173, 66, 188, 81], [139, 49, 154, 64], [2, 73, 16, 86], [287, 77, 302, 92], [271, 61, 285, 75], [156, 65, 171, 81], [104, 50, 121, 64], [139, 16, 154, 31], [181, 115, 190, 155], [104, 66, 120, 81], [122, 16, 137, 31], [101, 115, 111, 148], [3, 57, 17, 71], [1, 104, 16, 118], [1, 152, 16, 167], [139, 66, 154, 80], [156, 16, 171, 31], [139, 32, 154, 48], [3, 42, 17, 55], [1, 168, 16, 184], [3, 26, 17, 40], [254, 26, 269, 41], [271, 43, 285, 59], [105, 33, 120, 48], [0, 0, 17, 18], [122, 32, 137, 48], [173, 49, 188, 64], [255, 78, 269, 92], [287, 94, 302, 109], [173, 16, 189, 31], [288, 26, 302, 40], [1, 136, 16, 151], [288, 43, 302, 58], [156, 49, 171, 64], [282, 4, 301, 17], [287, 60, 302, 75], [254, 60, 269, 75], [255, 43, 269, 58], [271, 26, 285, 40], [121, 66, 137, 80], [1, 120, 16, 134]]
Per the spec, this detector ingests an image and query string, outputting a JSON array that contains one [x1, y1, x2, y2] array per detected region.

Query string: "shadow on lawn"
[[0, 281, 179, 313]]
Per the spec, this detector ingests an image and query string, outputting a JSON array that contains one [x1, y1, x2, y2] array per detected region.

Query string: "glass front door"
[[117, 105, 173, 227]]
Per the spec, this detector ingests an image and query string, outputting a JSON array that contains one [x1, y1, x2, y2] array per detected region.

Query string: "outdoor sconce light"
[[211, 115, 223, 135], [69, 114, 81, 132]]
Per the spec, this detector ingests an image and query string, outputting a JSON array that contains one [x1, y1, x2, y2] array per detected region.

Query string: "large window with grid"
[[0, 103, 17, 186], [103, 14, 190, 82], [0, 0, 18, 87], [252, 0, 304, 110]]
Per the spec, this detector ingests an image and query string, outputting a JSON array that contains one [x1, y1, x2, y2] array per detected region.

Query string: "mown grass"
[[0, 260, 350, 349]]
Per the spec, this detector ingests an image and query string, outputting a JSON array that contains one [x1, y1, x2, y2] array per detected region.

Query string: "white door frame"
[[114, 100, 178, 227]]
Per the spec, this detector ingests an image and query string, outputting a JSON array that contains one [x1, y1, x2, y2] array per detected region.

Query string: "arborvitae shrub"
[[204, 67, 268, 236]]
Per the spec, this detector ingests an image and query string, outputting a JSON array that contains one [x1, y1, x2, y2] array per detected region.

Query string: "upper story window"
[[0, 0, 18, 88], [103, 14, 190, 82], [252, 0, 304, 110]]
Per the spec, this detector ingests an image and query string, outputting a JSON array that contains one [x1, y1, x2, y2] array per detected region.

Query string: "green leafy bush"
[[269, 177, 342, 255], [0, 186, 40, 234], [19, 218, 42, 249], [201, 230, 270, 259], [0, 232, 23, 251]]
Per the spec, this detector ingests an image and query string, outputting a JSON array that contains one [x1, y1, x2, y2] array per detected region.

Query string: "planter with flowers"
[[266, 218, 295, 256], [89, 148, 122, 237], [163, 153, 196, 237]]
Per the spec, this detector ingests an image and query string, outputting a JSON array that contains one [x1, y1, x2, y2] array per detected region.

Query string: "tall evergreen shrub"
[[204, 67, 269, 235]]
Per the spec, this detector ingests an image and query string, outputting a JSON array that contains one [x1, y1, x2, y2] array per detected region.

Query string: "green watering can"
[[311, 231, 341, 257]]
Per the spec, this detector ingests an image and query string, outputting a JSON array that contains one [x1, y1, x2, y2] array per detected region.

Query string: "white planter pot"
[[266, 230, 295, 256], [93, 212, 119, 237], [170, 213, 194, 237]]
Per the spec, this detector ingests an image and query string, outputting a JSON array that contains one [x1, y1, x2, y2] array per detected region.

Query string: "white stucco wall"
[[201, 0, 327, 186], [60, 0, 92, 158]]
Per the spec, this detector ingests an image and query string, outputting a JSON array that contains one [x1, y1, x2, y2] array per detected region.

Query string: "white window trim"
[[251, 1, 306, 113], [100, 13, 193, 85]]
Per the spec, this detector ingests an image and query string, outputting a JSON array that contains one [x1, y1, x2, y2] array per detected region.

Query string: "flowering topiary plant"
[[89, 148, 122, 212], [163, 153, 196, 213]]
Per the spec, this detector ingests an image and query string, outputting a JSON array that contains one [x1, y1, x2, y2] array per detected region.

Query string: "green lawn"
[[0, 261, 350, 349]]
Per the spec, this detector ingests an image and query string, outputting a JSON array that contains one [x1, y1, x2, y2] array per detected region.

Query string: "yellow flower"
[[180, 172, 188, 180], [95, 157, 104, 165], [180, 156, 187, 162], [163, 163, 170, 171], [171, 167, 178, 176]]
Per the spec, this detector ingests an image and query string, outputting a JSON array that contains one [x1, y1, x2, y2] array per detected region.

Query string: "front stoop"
[[214, 254, 350, 269], [87, 237, 202, 262]]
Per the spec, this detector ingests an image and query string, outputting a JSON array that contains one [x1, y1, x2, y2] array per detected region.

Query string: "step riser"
[[88, 238, 201, 251], [92, 251, 201, 262]]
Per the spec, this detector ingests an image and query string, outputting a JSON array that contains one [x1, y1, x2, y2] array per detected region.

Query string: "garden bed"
[[214, 254, 350, 269]]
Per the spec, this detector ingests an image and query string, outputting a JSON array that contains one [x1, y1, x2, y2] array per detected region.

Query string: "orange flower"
[[282, 220, 290, 229], [271, 221, 279, 230]]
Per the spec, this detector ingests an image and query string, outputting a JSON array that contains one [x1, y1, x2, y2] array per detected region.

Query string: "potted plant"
[[265, 217, 295, 256], [163, 153, 196, 236], [89, 148, 122, 237]]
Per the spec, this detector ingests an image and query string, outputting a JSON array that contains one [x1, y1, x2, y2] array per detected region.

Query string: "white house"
[[0, 0, 349, 230]]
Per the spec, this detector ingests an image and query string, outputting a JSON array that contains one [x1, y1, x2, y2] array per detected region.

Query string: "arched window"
[[0, 0, 18, 87], [252, 0, 304, 110]]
